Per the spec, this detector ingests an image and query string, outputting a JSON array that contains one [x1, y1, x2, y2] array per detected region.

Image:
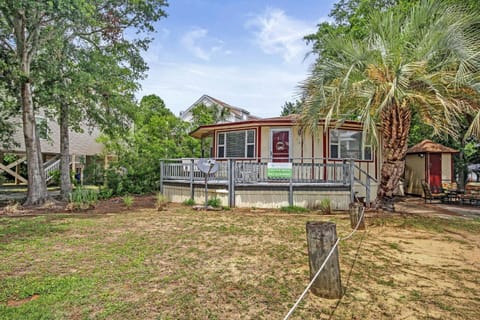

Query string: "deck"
[[160, 158, 377, 209]]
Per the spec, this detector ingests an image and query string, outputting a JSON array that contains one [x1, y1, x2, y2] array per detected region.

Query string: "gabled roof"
[[407, 139, 458, 154], [181, 94, 259, 120]]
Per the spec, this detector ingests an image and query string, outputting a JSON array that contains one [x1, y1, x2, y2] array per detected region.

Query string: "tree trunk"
[[22, 80, 48, 205], [60, 103, 72, 200], [377, 103, 412, 211], [15, 12, 48, 206]]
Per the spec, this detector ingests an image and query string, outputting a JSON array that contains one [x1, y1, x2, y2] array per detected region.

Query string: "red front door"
[[271, 130, 290, 162], [429, 153, 442, 192]]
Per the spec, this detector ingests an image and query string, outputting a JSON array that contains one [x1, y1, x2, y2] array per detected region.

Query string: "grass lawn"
[[0, 204, 479, 319]]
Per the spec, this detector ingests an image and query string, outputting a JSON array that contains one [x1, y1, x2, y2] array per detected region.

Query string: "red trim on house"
[[425, 153, 429, 183], [212, 130, 217, 157], [189, 117, 366, 138]]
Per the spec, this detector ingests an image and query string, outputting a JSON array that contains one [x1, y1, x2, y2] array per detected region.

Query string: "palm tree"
[[301, 0, 480, 210]]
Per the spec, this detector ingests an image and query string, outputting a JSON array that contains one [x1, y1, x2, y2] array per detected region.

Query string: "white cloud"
[[139, 62, 308, 118], [180, 27, 226, 61], [246, 8, 317, 63]]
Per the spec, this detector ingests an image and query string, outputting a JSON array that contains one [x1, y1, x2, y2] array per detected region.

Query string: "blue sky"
[[139, 0, 337, 118]]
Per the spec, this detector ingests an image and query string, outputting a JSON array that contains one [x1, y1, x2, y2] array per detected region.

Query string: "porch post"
[[159, 160, 164, 194], [342, 160, 348, 185], [366, 176, 371, 205], [228, 159, 235, 208], [349, 160, 355, 203], [289, 176, 294, 206], [190, 159, 194, 200]]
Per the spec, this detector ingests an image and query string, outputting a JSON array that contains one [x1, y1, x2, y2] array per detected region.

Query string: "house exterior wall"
[[162, 183, 353, 210], [210, 123, 379, 200], [5, 117, 103, 156], [405, 154, 426, 196], [180, 95, 252, 123]]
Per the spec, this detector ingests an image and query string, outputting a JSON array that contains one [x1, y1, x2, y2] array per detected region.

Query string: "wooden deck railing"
[[160, 158, 376, 207]]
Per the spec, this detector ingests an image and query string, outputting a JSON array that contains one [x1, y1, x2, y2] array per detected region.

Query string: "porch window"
[[217, 130, 255, 158], [329, 129, 372, 160]]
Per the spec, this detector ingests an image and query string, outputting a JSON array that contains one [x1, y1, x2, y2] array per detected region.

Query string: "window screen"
[[217, 130, 255, 158], [329, 129, 372, 160]]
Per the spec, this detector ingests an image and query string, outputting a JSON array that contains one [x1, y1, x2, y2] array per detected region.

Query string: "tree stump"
[[306, 222, 342, 299], [349, 203, 366, 230]]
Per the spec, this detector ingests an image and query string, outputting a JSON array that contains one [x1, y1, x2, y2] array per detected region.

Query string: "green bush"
[[69, 187, 98, 210], [280, 205, 309, 213], [48, 169, 61, 185], [182, 198, 195, 206], [207, 198, 221, 208], [98, 187, 113, 200], [83, 157, 104, 185], [104, 160, 159, 196]]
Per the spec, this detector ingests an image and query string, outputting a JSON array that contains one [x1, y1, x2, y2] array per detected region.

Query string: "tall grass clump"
[[68, 187, 98, 210], [319, 198, 332, 214], [156, 193, 168, 210], [123, 195, 134, 209]]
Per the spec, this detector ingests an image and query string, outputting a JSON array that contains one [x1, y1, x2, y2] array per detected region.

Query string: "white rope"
[[342, 206, 365, 241], [283, 238, 340, 320], [283, 206, 366, 320]]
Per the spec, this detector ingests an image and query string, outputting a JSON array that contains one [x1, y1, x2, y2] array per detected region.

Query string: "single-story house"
[[404, 139, 458, 196], [160, 115, 380, 210]]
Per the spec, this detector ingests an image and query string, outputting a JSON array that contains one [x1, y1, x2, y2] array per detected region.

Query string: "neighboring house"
[[180, 94, 259, 123], [404, 139, 458, 196], [0, 116, 104, 184], [160, 115, 380, 210]]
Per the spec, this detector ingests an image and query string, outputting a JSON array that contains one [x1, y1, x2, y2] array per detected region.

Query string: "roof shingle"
[[407, 139, 458, 154]]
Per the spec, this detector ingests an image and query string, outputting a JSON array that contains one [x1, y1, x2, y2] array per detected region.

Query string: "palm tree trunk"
[[377, 103, 412, 211], [60, 103, 72, 200]]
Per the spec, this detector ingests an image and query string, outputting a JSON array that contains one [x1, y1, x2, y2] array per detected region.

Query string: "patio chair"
[[421, 180, 446, 204]]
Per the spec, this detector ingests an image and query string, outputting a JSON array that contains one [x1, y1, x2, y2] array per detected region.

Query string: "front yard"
[[1, 202, 479, 319]]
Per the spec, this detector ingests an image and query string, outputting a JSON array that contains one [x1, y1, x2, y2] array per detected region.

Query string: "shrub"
[[48, 169, 60, 186], [98, 187, 114, 200], [319, 198, 332, 214], [104, 158, 159, 196], [207, 198, 221, 208], [280, 205, 309, 213], [123, 195, 134, 209], [183, 198, 195, 206], [69, 187, 98, 210]]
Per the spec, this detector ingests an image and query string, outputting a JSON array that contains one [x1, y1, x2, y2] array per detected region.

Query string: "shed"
[[404, 139, 458, 196]]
